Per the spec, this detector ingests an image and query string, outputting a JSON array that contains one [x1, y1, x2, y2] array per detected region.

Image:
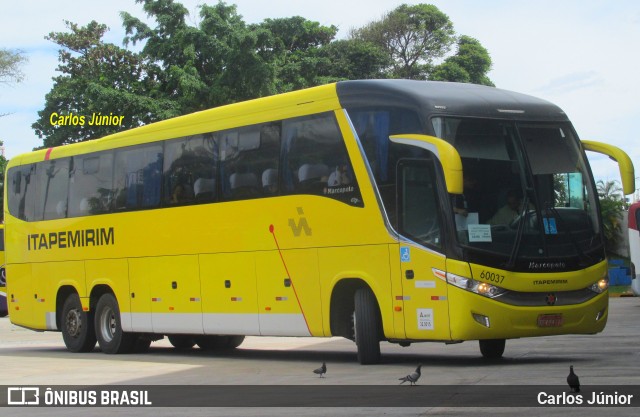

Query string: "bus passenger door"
[[396, 159, 451, 340]]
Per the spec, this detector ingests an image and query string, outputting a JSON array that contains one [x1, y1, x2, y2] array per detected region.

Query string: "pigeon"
[[313, 362, 326, 378], [399, 364, 422, 386], [567, 365, 580, 393]]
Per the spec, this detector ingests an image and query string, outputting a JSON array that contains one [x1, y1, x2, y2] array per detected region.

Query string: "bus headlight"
[[447, 273, 506, 298], [589, 277, 609, 294]]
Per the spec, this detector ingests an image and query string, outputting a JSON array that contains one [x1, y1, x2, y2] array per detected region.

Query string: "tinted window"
[[219, 123, 281, 201], [69, 152, 114, 216], [164, 134, 217, 205], [114, 144, 163, 210], [8, 164, 36, 221], [282, 113, 362, 206], [398, 158, 443, 249], [35, 158, 71, 220]]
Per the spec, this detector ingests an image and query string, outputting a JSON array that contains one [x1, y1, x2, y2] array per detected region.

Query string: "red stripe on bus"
[[44, 148, 53, 160]]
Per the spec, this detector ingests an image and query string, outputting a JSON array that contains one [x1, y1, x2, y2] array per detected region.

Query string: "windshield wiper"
[[505, 193, 530, 269]]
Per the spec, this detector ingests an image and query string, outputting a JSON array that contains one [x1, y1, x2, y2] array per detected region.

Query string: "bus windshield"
[[433, 117, 602, 269]]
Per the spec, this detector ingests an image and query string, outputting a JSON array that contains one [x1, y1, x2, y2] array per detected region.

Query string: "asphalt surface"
[[1, 297, 639, 416]]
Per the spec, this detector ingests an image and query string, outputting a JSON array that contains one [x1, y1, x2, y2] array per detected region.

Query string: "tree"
[[351, 3, 456, 79], [32, 20, 180, 147], [0, 48, 27, 85], [1, 48, 28, 117], [430, 36, 494, 86], [121, 0, 278, 110], [351, 4, 493, 84], [597, 180, 625, 252]]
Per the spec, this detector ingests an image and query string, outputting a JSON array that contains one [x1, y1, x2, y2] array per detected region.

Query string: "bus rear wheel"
[[197, 335, 245, 350], [61, 293, 96, 352], [354, 287, 381, 365], [479, 339, 506, 359], [168, 335, 196, 349], [94, 293, 137, 354]]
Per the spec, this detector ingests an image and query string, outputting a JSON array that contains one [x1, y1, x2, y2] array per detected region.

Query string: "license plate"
[[537, 314, 563, 327]]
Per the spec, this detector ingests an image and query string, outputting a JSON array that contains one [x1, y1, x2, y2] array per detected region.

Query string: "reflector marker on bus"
[[189, 297, 200, 302], [431, 296, 447, 301], [231, 297, 242, 301], [395, 295, 410, 301], [276, 296, 288, 301], [151, 298, 161, 302]]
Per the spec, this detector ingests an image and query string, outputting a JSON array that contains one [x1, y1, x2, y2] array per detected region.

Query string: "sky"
[[1, 0, 639, 197]]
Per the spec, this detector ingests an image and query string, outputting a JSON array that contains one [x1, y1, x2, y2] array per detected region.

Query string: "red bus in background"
[[629, 202, 640, 295]]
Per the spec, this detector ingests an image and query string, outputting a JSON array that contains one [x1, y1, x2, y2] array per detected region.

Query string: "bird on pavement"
[[313, 362, 326, 378], [399, 364, 422, 386], [567, 365, 580, 393]]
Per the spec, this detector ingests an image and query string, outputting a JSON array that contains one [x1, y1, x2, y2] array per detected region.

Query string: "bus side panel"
[[127, 258, 153, 332], [397, 245, 450, 341], [43, 261, 86, 330], [139, 255, 203, 335], [255, 249, 319, 336], [200, 252, 260, 336], [85, 259, 130, 329], [6, 263, 34, 329], [319, 245, 395, 338]]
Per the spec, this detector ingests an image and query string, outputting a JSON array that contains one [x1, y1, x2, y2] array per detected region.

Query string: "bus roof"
[[336, 79, 569, 122], [10, 80, 569, 167]]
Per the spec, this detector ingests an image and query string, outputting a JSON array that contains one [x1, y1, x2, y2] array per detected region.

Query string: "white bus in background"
[[629, 202, 640, 295]]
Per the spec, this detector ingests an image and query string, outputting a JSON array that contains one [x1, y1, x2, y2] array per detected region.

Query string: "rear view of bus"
[[629, 202, 640, 296]]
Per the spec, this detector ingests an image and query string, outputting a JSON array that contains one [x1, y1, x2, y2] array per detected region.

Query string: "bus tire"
[[168, 335, 196, 349], [197, 335, 245, 350], [479, 339, 506, 359], [94, 293, 136, 354], [61, 293, 97, 353], [133, 336, 152, 353], [354, 287, 381, 364]]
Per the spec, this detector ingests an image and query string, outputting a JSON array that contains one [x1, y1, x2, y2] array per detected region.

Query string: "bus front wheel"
[[61, 293, 96, 353], [94, 293, 137, 354], [354, 287, 381, 365], [479, 339, 506, 359]]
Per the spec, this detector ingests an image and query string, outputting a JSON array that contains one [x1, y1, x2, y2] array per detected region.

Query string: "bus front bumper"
[[448, 286, 608, 340]]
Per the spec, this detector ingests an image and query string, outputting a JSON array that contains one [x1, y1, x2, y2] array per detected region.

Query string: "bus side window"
[[397, 158, 443, 249], [219, 123, 280, 202], [34, 158, 71, 220], [68, 152, 114, 216], [114, 143, 163, 211], [163, 134, 217, 206], [282, 112, 362, 206], [8, 165, 36, 221]]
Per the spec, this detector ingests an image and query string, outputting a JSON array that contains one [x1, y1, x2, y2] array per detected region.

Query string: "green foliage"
[[32, 20, 180, 147], [431, 36, 494, 86], [0, 48, 27, 85], [34, 1, 495, 147], [597, 180, 625, 252], [351, 3, 456, 80]]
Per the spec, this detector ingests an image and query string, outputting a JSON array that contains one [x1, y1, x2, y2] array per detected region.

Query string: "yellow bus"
[[0, 225, 6, 317], [4, 80, 635, 363]]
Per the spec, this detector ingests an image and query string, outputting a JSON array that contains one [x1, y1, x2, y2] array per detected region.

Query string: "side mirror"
[[582, 140, 635, 195], [390, 134, 463, 194]]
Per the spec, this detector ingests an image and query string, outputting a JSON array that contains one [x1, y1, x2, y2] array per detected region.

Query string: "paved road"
[[1, 297, 639, 416]]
